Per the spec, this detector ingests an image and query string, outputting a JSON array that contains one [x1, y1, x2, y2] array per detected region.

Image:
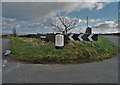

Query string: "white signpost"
[[55, 34, 64, 49]]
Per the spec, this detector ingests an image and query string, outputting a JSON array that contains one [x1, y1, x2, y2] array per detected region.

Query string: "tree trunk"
[[65, 27, 67, 35]]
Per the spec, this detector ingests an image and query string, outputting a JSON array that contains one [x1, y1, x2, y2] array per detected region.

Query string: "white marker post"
[[55, 33, 64, 49]]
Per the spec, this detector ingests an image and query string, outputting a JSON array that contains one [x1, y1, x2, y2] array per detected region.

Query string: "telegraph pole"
[[87, 16, 88, 28]]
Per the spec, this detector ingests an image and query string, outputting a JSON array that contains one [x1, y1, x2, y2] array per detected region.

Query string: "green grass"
[[10, 36, 117, 64]]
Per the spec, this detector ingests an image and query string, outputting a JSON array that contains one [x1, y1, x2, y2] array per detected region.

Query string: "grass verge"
[[10, 36, 117, 64]]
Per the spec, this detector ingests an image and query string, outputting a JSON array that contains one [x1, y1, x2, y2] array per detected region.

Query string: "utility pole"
[[85, 16, 92, 34], [87, 16, 88, 28]]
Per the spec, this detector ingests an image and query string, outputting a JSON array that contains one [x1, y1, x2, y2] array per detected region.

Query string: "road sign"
[[55, 34, 64, 49], [40, 36, 46, 41], [68, 33, 98, 41], [40, 36, 46, 38]]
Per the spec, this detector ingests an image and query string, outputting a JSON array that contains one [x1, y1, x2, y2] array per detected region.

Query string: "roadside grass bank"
[[10, 36, 117, 64]]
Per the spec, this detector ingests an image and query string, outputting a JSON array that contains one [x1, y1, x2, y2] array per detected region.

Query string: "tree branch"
[[50, 14, 80, 34], [50, 23, 63, 32]]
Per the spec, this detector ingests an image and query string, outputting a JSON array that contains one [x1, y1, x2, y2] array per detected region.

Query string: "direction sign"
[[68, 33, 98, 41]]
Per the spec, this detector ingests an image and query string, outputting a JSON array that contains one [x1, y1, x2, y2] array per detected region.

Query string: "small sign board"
[[40, 36, 46, 39], [40, 36, 46, 41], [55, 34, 64, 49]]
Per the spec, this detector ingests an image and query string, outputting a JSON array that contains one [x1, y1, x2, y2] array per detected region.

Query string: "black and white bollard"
[[55, 33, 64, 49]]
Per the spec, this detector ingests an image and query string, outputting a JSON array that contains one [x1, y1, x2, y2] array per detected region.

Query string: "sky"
[[2, 1, 119, 34]]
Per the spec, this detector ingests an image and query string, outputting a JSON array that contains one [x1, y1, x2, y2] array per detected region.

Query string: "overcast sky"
[[2, 1, 119, 34]]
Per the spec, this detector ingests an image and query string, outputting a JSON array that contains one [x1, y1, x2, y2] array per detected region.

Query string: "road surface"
[[103, 35, 119, 48], [2, 36, 119, 83]]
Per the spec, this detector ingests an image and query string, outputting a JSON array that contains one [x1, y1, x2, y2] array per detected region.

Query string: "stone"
[[4, 50, 11, 56]]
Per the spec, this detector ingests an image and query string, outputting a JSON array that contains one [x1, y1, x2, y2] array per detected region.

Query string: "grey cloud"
[[93, 20, 118, 33], [69, 19, 119, 34], [2, 16, 118, 34], [2, 2, 69, 20], [94, 20, 118, 29], [2, 2, 109, 20], [2, 17, 54, 34]]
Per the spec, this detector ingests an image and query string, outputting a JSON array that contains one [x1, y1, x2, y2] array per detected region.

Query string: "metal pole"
[[87, 16, 88, 28]]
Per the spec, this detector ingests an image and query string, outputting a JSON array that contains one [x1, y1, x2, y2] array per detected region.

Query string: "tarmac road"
[[2, 36, 119, 83], [103, 35, 119, 48], [2, 38, 10, 58]]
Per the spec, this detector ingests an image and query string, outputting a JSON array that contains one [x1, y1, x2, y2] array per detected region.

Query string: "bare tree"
[[11, 24, 20, 37], [12, 27, 17, 37], [50, 14, 80, 34]]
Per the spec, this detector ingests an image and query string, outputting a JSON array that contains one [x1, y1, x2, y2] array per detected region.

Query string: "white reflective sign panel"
[[55, 34, 64, 47]]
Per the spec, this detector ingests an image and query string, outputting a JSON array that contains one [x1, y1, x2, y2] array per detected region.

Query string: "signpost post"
[[40, 36, 46, 45]]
